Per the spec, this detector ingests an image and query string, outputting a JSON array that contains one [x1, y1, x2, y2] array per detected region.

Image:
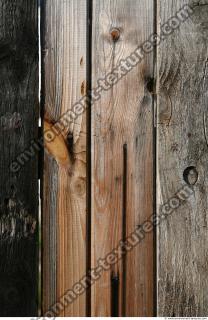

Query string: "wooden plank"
[[0, 0, 39, 316], [42, 0, 87, 316], [91, 0, 154, 316], [157, 0, 208, 316]]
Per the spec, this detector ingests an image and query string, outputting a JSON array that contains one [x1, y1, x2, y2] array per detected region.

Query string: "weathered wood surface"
[[91, 0, 154, 316], [0, 0, 39, 316], [42, 0, 87, 316], [157, 0, 208, 316]]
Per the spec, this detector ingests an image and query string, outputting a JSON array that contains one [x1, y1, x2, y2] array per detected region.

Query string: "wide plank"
[[42, 0, 87, 316], [91, 0, 154, 316], [0, 0, 39, 316], [157, 0, 208, 316]]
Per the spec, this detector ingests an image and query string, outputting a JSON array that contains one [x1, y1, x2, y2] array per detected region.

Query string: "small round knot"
[[110, 28, 120, 42]]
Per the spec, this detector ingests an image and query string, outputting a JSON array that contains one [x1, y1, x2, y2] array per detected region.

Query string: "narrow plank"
[[42, 0, 87, 316], [0, 0, 39, 316], [91, 0, 154, 316], [157, 0, 208, 316]]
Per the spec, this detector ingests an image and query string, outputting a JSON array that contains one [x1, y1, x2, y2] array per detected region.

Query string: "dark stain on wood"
[[146, 77, 156, 94], [80, 56, 84, 66], [81, 80, 86, 96], [67, 133, 74, 157]]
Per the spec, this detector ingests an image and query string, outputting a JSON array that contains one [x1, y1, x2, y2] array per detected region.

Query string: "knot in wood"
[[110, 28, 120, 42], [183, 166, 198, 186], [72, 178, 86, 196]]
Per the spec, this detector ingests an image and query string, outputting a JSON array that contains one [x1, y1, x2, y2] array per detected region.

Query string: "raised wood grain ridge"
[[42, 0, 87, 316], [91, 0, 154, 316], [157, 0, 208, 316], [0, 0, 39, 316]]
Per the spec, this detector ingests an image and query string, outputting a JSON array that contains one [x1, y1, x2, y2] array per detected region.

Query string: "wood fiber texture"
[[157, 0, 208, 316], [42, 0, 87, 316], [0, 0, 39, 316], [91, 0, 154, 316]]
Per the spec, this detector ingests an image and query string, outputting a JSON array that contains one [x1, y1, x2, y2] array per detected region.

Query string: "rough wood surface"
[[157, 0, 208, 316], [42, 0, 87, 316], [0, 0, 39, 316], [91, 0, 154, 316]]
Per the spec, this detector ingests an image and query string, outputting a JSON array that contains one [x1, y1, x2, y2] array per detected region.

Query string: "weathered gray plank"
[[157, 0, 208, 316], [42, 0, 87, 316], [0, 0, 39, 316], [91, 0, 154, 316]]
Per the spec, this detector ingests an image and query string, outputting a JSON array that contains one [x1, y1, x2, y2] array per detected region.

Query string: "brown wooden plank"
[[157, 0, 208, 316], [42, 0, 87, 316], [0, 0, 39, 316], [91, 0, 154, 316]]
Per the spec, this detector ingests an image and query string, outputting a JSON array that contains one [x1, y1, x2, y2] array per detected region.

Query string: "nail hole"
[[183, 166, 198, 186], [110, 28, 120, 42]]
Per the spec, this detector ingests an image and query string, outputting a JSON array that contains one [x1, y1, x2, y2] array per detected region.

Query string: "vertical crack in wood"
[[38, 126, 43, 182], [86, 0, 93, 316], [40, 0, 58, 314], [154, 0, 158, 315], [111, 272, 119, 317], [122, 143, 127, 316], [40, 0, 47, 314]]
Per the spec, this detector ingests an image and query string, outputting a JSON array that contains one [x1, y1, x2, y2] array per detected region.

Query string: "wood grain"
[[0, 0, 39, 316], [157, 0, 208, 316], [42, 0, 87, 316], [91, 0, 154, 316]]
